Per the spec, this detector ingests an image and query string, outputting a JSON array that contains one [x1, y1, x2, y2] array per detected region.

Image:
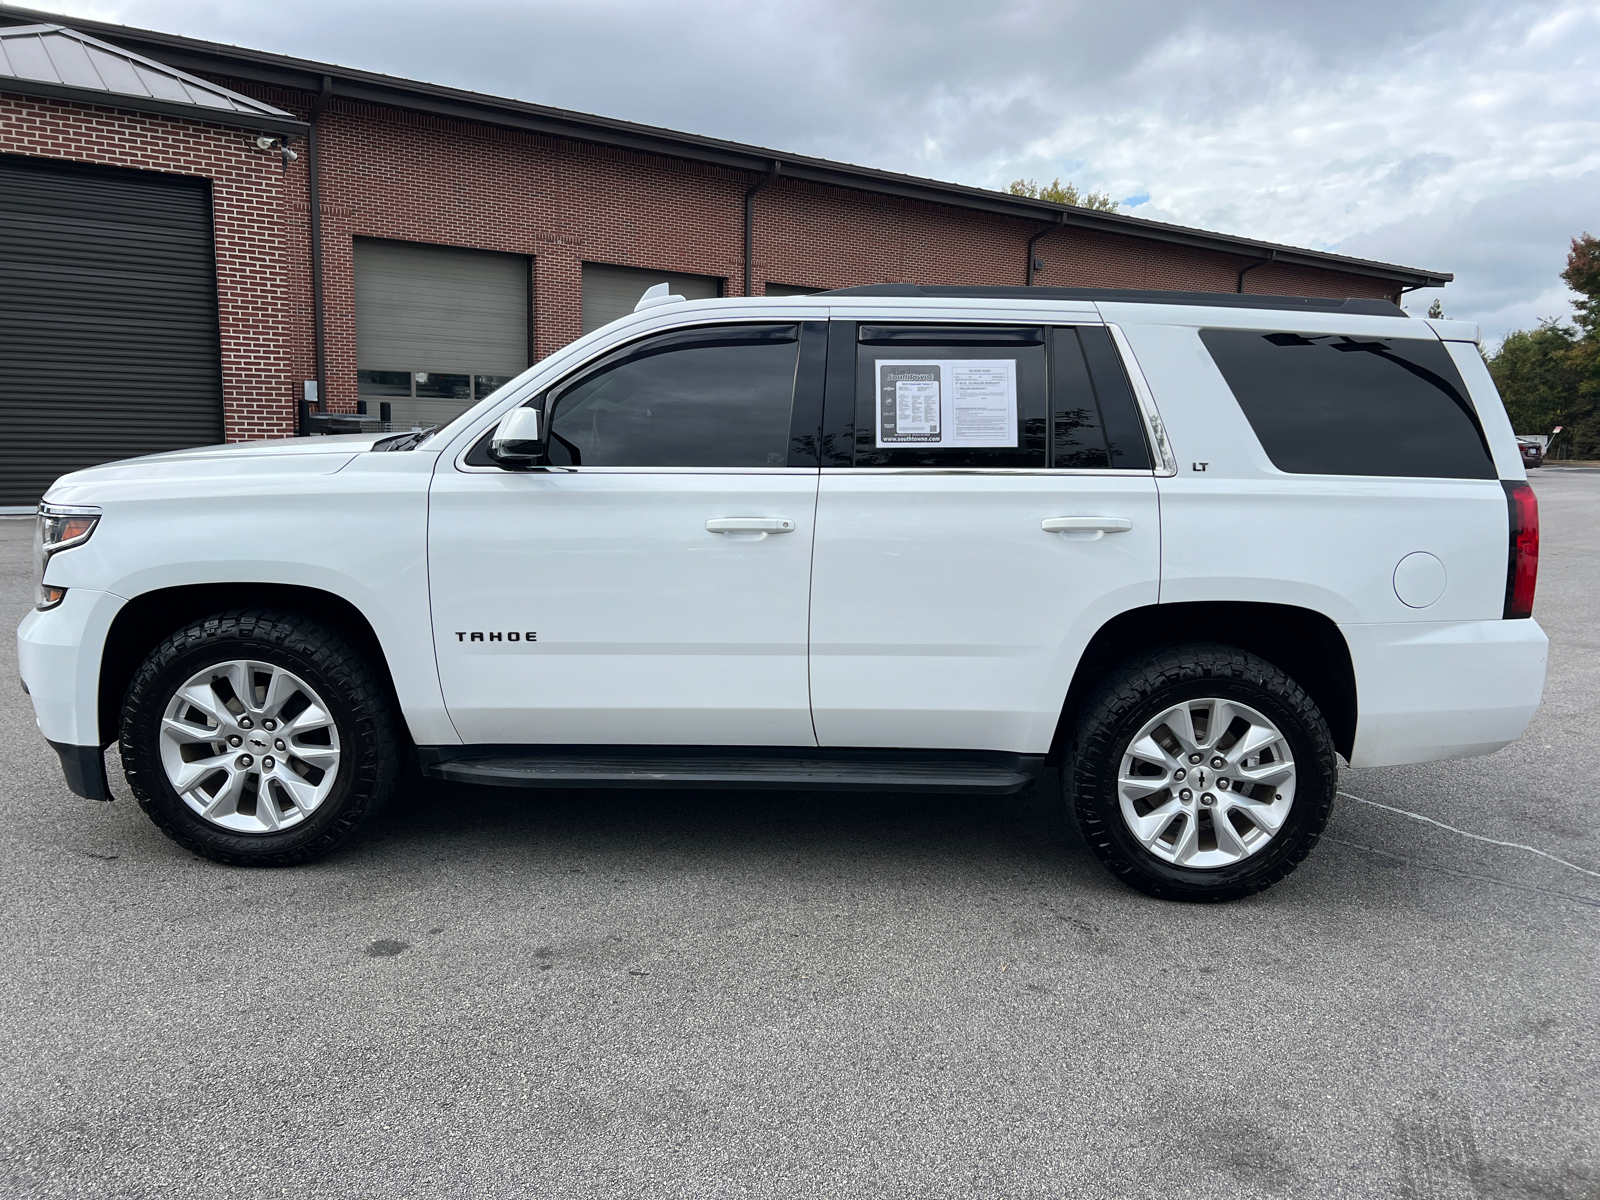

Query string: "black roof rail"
[[820, 285, 1408, 317]]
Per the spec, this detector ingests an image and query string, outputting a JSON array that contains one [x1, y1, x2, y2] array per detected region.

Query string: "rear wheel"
[[121, 610, 398, 866], [1064, 643, 1336, 902]]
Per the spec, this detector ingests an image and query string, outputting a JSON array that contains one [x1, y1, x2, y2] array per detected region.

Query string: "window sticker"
[[875, 359, 1018, 448]]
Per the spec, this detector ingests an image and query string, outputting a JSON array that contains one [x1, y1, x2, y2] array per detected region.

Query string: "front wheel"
[[1064, 643, 1337, 902], [120, 610, 399, 866]]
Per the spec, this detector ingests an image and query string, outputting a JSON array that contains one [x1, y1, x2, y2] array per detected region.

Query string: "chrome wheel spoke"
[[176, 683, 232, 729], [1227, 721, 1280, 764], [284, 702, 334, 737], [259, 666, 301, 721], [1167, 808, 1201, 865], [1128, 733, 1180, 772], [169, 750, 234, 793], [160, 659, 341, 835], [162, 715, 220, 744], [1129, 797, 1184, 847], [287, 743, 338, 769], [273, 770, 321, 812], [1117, 695, 1297, 871], [198, 768, 248, 820]]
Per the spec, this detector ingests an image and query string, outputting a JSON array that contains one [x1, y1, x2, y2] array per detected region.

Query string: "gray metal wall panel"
[[0, 154, 223, 508], [581, 263, 721, 334], [353, 238, 530, 375]]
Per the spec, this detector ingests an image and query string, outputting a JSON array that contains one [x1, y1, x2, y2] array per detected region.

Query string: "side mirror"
[[490, 406, 545, 463]]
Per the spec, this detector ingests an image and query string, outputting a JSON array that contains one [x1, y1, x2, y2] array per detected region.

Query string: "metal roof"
[[0, 8, 1449, 289], [0, 22, 305, 134]]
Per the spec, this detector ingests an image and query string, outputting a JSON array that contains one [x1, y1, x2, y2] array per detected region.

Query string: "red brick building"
[[0, 8, 1451, 507]]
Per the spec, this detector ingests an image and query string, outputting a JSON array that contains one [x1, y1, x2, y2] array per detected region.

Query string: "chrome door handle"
[[1042, 516, 1133, 538], [706, 517, 796, 535]]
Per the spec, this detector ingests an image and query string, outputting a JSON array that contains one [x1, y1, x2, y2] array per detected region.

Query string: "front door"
[[808, 320, 1162, 753], [429, 321, 825, 746]]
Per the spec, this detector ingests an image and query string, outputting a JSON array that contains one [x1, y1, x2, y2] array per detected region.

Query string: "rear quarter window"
[[1199, 329, 1495, 479]]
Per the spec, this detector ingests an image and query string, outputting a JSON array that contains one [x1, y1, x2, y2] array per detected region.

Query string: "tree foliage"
[[1487, 233, 1600, 459], [1006, 177, 1119, 212]]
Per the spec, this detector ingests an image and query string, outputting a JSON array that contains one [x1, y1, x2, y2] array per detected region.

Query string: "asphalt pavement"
[[1, 471, 1596, 1200]]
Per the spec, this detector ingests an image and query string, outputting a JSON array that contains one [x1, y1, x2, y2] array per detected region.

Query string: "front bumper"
[[17, 587, 126, 798], [1343, 617, 1549, 767]]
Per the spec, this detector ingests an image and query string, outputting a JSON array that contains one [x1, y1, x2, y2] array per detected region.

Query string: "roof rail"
[[821, 285, 1408, 317]]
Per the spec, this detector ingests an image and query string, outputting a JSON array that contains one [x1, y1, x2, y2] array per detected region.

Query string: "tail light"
[[1502, 481, 1538, 619]]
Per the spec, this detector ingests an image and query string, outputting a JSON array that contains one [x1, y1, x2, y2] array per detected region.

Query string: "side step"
[[422, 750, 1043, 794]]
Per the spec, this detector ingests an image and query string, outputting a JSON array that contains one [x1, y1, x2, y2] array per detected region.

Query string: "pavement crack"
[[1339, 790, 1600, 879], [1326, 837, 1600, 909]]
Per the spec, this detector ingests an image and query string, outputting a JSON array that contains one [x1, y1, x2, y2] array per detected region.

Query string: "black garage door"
[[0, 155, 224, 508]]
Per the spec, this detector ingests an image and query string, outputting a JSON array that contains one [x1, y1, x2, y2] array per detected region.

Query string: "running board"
[[421, 750, 1042, 794]]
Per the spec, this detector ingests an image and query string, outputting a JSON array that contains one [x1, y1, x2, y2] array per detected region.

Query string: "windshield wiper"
[[373, 425, 440, 452]]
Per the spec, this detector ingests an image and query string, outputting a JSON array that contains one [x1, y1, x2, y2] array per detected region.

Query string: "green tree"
[[1427, 298, 1444, 319], [1488, 321, 1582, 436], [1007, 177, 1119, 212], [1486, 232, 1600, 459]]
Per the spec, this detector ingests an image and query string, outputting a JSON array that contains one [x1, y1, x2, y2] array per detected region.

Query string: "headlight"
[[34, 504, 100, 611]]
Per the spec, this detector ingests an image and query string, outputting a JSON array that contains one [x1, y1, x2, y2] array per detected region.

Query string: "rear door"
[[807, 318, 1162, 754]]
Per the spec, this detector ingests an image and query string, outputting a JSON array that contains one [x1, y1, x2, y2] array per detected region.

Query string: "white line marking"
[[1339, 791, 1600, 880]]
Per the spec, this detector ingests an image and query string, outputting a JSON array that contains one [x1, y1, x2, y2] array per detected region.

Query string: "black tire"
[[120, 609, 399, 866], [1063, 642, 1337, 902]]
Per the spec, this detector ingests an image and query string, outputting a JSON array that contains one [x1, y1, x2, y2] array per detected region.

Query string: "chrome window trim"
[[1103, 322, 1178, 477], [821, 467, 1155, 478], [454, 463, 822, 476]]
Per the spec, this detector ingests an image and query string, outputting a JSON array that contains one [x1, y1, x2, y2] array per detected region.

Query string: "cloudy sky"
[[19, 0, 1600, 343]]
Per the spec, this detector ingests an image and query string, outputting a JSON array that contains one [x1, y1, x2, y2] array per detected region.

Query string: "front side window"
[[544, 325, 800, 467], [1201, 328, 1494, 479]]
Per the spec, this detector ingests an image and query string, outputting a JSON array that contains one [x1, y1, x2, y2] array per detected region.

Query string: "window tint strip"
[[1078, 326, 1153, 470]]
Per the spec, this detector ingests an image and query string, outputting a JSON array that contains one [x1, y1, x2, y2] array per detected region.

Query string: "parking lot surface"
[[2, 470, 1597, 1200]]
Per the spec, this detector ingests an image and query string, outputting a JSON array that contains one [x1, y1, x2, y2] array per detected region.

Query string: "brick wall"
[[3, 83, 1401, 439], [0, 91, 299, 440]]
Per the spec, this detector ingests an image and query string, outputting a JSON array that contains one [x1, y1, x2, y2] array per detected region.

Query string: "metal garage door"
[[0, 154, 224, 509], [581, 263, 721, 335], [354, 239, 531, 430]]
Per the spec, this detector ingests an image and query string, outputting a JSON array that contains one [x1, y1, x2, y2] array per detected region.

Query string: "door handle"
[[1041, 516, 1133, 539], [706, 517, 796, 535]]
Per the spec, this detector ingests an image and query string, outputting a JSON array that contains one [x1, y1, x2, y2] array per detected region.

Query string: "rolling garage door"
[[581, 263, 721, 334], [0, 155, 224, 508], [354, 239, 531, 430]]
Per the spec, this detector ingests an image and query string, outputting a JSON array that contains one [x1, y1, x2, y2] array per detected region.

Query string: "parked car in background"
[[19, 286, 1547, 903], [1518, 438, 1544, 468]]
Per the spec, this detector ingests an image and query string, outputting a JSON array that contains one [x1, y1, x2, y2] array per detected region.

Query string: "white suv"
[[18, 285, 1547, 902]]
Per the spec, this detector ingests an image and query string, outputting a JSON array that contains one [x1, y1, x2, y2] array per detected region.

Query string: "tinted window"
[[852, 325, 1046, 468], [1076, 327, 1152, 469], [1201, 329, 1494, 479], [546, 325, 799, 467], [1051, 329, 1110, 469]]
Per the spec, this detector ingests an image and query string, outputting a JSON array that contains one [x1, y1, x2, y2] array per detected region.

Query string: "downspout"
[[1236, 249, 1275, 293], [743, 160, 781, 297], [1026, 212, 1065, 285], [303, 75, 334, 434]]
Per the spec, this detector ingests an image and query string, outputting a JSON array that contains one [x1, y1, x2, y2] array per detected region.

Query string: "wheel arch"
[[97, 583, 402, 747], [1053, 601, 1357, 760]]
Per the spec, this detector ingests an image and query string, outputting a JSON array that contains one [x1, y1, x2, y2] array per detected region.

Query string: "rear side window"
[[852, 325, 1046, 468], [1200, 329, 1494, 479]]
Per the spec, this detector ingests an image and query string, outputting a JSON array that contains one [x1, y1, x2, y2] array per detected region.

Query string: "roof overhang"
[[0, 7, 1450, 289]]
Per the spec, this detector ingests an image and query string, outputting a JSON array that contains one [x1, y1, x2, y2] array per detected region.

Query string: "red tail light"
[[1503, 480, 1539, 619]]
